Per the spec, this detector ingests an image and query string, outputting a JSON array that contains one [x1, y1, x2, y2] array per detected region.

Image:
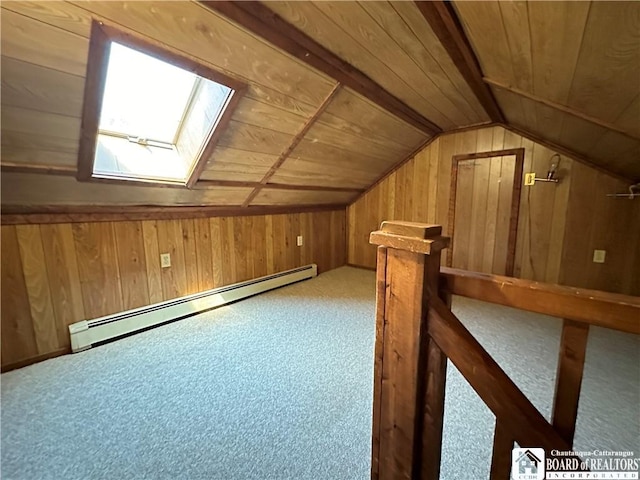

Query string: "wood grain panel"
[[2, 106, 80, 141], [141, 221, 163, 304], [0, 7, 89, 76], [347, 125, 639, 296], [202, 147, 275, 183], [219, 217, 236, 286], [270, 158, 378, 189], [1, 56, 85, 117], [467, 158, 491, 271], [208, 217, 225, 288], [1, 226, 38, 365], [1, 131, 79, 156], [2, 1, 93, 37], [181, 219, 200, 294], [303, 121, 411, 161], [493, 157, 516, 276], [498, 2, 533, 93], [453, 2, 515, 87], [0, 146, 77, 168], [232, 97, 306, 135], [527, 2, 590, 104], [481, 157, 502, 273], [72, 222, 124, 319], [218, 121, 293, 156], [15, 225, 59, 353], [195, 218, 215, 292], [114, 221, 150, 310], [567, 1, 640, 123], [451, 160, 474, 270], [320, 89, 428, 149], [291, 139, 393, 172], [40, 223, 85, 349]]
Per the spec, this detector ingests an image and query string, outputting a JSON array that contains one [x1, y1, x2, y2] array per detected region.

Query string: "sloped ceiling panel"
[[453, 0, 640, 180], [0, 1, 430, 210], [265, 1, 490, 130]]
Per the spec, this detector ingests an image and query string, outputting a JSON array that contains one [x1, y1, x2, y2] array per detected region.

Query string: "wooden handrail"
[[370, 222, 635, 480], [440, 267, 640, 334], [428, 298, 570, 450]]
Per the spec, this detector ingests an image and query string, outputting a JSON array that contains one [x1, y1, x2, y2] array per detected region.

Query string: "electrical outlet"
[[296, 235, 304, 247], [160, 253, 171, 268], [524, 172, 536, 186], [593, 250, 606, 264]]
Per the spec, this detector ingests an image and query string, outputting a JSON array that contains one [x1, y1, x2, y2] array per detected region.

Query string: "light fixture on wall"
[[524, 153, 561, 185]]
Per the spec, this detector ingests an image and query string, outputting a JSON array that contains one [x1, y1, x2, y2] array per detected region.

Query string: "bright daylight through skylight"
[[92, 41, 234, 184], [99, 43, 197, 144]]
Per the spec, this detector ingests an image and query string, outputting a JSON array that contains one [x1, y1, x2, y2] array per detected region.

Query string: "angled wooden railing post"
[[369, 221, 450, 480], [552, 319, 590, 445]]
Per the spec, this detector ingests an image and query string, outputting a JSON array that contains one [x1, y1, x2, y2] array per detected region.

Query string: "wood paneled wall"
[[1, 209, 346, 370], [347, 126, 639, 295]]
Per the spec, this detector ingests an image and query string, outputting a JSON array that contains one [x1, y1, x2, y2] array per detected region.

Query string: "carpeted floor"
[[2, 266, 638, 480]]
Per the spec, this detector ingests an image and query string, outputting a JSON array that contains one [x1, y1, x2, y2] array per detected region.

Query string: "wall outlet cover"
[[593, 250, 606, 264], [296, 235, 304, 247], [160, 253, 171, 268]]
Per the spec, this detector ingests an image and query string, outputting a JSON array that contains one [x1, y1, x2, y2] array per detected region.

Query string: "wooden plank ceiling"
[[1, 1, 638, 213], [453, 0, 640, 180]]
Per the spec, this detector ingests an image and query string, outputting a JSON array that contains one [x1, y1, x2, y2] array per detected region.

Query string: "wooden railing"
[[369, 221, 640, 480]]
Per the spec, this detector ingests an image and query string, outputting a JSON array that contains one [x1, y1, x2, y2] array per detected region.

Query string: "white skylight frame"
[[77, 21, 246, 188]]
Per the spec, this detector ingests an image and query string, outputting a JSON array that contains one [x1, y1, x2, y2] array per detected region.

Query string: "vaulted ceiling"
[[1, 1, 638, 213]]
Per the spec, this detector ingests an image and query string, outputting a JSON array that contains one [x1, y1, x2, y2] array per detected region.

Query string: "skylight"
[[99, 43, 199, 145], [78, 22, 245, 187]]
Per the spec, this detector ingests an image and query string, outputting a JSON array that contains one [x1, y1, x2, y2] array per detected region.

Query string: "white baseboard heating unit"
[[69, 264, 317, 353]]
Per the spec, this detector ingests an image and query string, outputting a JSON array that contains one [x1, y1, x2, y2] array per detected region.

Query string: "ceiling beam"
[[485, 78, 640, 141], [241, 83, 344, 207], [198, 1, 442, 135], [415, 1, 505, 123], [0, 163, 363, 193]]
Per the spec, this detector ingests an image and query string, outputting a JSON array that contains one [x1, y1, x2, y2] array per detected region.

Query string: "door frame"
[[447, 148, 524, 276]]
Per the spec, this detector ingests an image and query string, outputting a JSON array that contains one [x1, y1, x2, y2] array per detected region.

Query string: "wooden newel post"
[[369, 221, 451, 480]]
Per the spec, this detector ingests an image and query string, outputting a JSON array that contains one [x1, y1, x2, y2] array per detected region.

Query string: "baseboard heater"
[[69, 264, 317, 353]]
